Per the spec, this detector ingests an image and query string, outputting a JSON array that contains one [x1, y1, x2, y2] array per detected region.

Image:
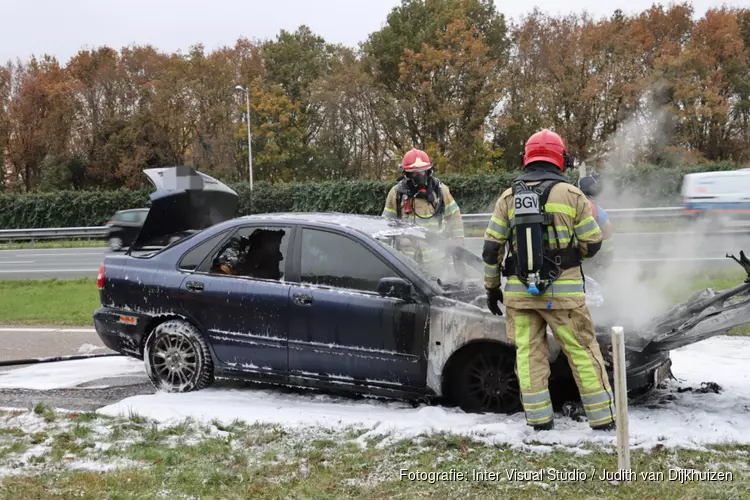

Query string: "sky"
[[1, 0, 747, 65]]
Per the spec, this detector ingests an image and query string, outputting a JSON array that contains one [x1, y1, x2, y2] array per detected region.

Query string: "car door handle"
[[293, 293, 313, 307], [186, 281, 204, 292]]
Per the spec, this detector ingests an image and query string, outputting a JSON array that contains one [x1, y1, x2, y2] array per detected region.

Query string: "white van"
[[681, 169, 750, 219]]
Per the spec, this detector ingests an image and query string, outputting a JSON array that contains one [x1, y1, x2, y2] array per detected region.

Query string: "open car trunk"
[[129, 166, 239, 251]]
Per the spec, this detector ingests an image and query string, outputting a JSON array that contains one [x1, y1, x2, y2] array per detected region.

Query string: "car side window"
[[300, 229, 395, 293], [208, 226, 290, 282], [179, 231, 230, 271]]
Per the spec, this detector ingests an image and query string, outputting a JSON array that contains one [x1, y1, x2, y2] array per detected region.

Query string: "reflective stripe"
[[580, 389, 612, 407], [505, 278, 584, 297], [486, 215, 509, 240], [545, 226, 572, 247], [545, 203, 576, 217], [524, 400, 550, 411], [525, 403, 553, 424], [484, 263, 498, 277], [412, 220, 441, 228], [521, 389, 551, 405], [575, 216, 601, 239], [451, 227, 465, 239], [509, 204, 576, 221], [515, 315, 531, 391], [554, 325, 606, 393], [589, 413, 615, 426], [445, 201, 459, 215], [382, 209, 397, 219]]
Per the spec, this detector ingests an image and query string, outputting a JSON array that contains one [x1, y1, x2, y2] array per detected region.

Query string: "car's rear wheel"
[[449, 345, 522, 414], [108, 237, 123, 252], [143, 319, 214, 393]]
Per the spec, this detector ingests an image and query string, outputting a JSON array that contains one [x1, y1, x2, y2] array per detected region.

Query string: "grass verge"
[[0, 407, 747, 498], [0, 239, 106, 250], [0, 278, 99, 326]]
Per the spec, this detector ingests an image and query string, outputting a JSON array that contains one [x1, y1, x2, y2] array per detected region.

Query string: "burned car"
[[93, 166, 749, 413]]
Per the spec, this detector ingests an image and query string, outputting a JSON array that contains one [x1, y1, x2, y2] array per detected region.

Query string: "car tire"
[[108, 237, 123, 252], [448, 345, 522, 414], [143, 319, 214, 393]]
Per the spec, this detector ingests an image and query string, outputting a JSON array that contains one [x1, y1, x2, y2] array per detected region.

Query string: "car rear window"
[[206, 226, 291, 280]]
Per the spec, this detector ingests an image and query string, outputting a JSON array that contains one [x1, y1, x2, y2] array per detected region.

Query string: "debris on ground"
[[677, 382, 723, 394], [561, 401, 585, 422]]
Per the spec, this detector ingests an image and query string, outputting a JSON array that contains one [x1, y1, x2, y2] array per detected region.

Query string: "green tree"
[[364, 0, 509, 172]]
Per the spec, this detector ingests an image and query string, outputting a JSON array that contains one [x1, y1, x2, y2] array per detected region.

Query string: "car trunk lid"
[[130, 166, 239, 251]]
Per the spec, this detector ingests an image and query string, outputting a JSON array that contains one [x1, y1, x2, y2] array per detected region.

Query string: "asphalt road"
[[2, 228, 750, 280], [0, 327, 112, 362], [0, 247, 107, 280], [0, 327, 153, 411]]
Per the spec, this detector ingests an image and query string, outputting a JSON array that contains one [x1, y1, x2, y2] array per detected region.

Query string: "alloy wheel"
[[150, 332, 199, 389], [462, 349, 520, 413]]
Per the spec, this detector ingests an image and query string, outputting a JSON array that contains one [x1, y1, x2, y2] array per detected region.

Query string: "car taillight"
[[97, 264, 105, 289]]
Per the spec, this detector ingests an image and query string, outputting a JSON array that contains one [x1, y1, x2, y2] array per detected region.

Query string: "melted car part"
[[633, 251, 750, 353]]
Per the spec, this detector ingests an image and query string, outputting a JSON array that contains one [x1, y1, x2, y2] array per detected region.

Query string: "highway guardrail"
[[0, 207, 686, 244], [0, 226, 109, 244]]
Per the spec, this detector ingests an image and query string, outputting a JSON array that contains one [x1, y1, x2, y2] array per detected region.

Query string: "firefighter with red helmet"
[[482, 129, 615, 432], [382, 148, 465, 268]]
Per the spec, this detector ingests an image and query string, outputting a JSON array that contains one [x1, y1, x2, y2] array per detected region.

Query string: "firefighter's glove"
[[486, 287, 504, 316]]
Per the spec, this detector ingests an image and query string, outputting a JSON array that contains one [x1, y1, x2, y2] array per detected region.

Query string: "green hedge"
[[0, 163, 745, 229]]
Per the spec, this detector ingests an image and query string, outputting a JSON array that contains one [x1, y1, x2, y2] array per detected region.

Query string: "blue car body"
[[93, 167, 675, 412]]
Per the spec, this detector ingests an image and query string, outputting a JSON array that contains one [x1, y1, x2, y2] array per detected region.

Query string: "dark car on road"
[[105, 209, 150, 251], [93, 167, 740, 414], [106, 203, 198, 252]]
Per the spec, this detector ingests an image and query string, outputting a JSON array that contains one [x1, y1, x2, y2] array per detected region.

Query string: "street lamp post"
[[235, 84, 253, 189]]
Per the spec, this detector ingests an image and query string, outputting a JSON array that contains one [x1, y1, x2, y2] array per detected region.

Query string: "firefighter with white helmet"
[[382, 148, 465, 270], [482, 129, 615, 432]]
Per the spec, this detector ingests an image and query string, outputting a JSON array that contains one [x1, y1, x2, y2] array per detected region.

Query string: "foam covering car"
[[93, 166, 750, 413]]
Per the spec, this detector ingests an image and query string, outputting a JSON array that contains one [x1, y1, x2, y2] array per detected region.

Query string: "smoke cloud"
[[587, 100, 737, 331]]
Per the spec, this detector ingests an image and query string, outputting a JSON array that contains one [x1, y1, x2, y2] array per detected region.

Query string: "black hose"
[[0, 353, 122, 368]]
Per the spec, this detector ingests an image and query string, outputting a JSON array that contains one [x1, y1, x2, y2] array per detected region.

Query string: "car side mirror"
[[377, 277, 413, 300]]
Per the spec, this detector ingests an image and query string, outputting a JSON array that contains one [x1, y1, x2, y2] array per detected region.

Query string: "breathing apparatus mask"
[[405, 169, 432, 192]]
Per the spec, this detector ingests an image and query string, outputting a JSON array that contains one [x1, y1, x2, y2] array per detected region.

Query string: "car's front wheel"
[[449, 345, 522, 414], [143, 319, 214, 392]]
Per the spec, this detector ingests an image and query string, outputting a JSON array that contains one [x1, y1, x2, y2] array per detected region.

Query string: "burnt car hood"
[[130, 166, 239, 250], [399, 227, 750, 355], [623, 252, 750, 353]]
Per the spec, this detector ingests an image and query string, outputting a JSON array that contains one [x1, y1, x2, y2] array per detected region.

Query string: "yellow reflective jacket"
[[483, 180, 603, 310], [382, 181, 465, 265]]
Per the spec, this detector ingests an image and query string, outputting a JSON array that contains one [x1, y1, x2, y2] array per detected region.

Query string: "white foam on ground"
[[0, 356, 144, 390], [77, 343, 104, 354], [94, 336, 750, 451]]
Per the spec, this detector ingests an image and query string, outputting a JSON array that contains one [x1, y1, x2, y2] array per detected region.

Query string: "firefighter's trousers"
[[505, 306, 615, 428]]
